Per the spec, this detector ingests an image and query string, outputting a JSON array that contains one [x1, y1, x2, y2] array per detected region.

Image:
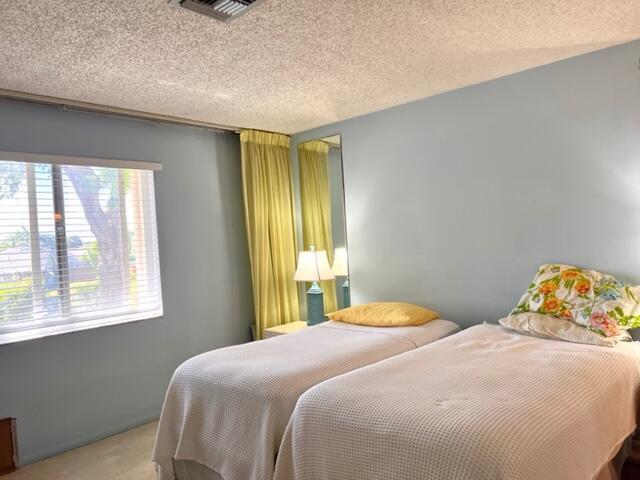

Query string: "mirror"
[[296, 134, 349, 322]]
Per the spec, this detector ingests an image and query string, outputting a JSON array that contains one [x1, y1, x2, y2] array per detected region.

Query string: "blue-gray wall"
[[292, 39, 640, 328], [0, 100, 253, 463]]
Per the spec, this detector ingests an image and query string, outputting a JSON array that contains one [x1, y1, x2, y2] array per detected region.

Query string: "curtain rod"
[[0, 88, 241, 134]]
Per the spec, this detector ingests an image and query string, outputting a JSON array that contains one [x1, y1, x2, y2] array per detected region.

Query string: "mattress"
[[152, 319, 460, 480], [274, 323, 640, 480]]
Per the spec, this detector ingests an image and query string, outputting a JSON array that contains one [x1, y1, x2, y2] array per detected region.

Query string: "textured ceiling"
[[0, 1, 639, 134]]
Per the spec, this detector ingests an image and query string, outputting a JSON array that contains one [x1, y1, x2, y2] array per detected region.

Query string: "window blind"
[[0, 157, 162, 343]]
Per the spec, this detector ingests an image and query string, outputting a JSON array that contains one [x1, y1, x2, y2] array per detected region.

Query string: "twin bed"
[[152, 318, 460, 480], [153, 266, 640, 480], [274, 324, 640, 480]]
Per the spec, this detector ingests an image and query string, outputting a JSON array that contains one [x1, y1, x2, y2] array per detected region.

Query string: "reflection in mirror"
[[297, 135, 349, 325]]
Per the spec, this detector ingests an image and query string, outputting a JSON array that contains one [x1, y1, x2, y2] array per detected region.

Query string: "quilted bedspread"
[[152, 319, 459, 480], [274, 323, 640, 480]]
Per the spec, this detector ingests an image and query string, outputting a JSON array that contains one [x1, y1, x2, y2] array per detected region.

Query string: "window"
[[0, 152, 162, 344]]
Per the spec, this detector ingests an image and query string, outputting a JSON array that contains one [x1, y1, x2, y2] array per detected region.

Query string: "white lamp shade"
[[294, 250, 335, 282], [332, 247, 349, 276]]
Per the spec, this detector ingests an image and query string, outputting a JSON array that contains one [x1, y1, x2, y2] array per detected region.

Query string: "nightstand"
[[263, 321, 308, 339]]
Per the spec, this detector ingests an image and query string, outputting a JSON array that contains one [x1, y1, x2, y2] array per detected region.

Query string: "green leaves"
[[624, 285, 638, 303], [0, 162, 24, 200], [607, 307, 640, 328]]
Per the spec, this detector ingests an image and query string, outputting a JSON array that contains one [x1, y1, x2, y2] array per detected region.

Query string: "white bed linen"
[[274, 323, 640, 480], [152, 319, 459, 480]]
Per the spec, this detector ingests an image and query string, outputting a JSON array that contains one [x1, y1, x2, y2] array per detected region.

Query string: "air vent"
[[168, 0, 266, 22]]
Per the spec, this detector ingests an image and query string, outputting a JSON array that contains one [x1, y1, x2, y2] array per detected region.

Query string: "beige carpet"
[[4, 422, 157, 480]]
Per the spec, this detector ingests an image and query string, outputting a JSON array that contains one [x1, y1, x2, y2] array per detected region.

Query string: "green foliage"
[[0, 226, 30, 251], [0, 278, 32, 323], [0, 228, 81, 253], [0, 162, 24, 200], [81, 241, 99, 267]]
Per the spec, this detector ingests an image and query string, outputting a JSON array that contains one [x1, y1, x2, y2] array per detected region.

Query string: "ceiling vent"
[[168, 0, 266, 22]]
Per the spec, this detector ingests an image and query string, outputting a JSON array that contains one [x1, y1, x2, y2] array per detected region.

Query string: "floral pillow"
[[511, 264, 640, 337]]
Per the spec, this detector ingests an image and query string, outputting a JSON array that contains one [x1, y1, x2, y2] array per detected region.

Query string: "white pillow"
[[499, 312, 631, 347]]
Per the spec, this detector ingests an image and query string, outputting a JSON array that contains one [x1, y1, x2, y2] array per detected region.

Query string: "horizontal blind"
[[0, 151, 162, 171], [0, 159, 162, 339]]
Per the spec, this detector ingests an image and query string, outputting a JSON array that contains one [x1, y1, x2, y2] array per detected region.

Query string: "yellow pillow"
[[327, 302, 439, 327]]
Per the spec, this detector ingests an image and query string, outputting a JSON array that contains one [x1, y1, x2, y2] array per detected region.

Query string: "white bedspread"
[[152, 319, 459, 480], [274, 323, 640, 480]]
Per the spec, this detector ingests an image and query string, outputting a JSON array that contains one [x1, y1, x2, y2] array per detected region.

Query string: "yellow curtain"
[[298, 141, 338, 312], [241, 130, 301, 339]]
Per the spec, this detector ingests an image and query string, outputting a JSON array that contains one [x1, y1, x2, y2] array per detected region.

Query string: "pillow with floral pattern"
[[511, 264, 640, 337]]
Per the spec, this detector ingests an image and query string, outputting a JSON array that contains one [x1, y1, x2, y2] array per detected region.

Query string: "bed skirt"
[[170, 436, 631, 480]]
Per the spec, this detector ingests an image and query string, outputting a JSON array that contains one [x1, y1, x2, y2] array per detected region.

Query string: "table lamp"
[[332, 247, 350, 308], [294, 246, 335, 325]]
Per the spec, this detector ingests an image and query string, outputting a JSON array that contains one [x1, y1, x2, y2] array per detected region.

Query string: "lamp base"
[[307, 282, 327, 326], [342, 278, 351, 308]]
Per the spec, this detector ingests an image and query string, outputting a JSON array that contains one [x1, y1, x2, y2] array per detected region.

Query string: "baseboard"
[[19, 412, 160, 466]]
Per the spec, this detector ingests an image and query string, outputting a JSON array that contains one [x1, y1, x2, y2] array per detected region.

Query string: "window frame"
[[0, 152, 163, 345]]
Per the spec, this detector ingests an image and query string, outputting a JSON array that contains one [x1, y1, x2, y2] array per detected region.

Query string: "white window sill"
[[0, 309, 163, 346]]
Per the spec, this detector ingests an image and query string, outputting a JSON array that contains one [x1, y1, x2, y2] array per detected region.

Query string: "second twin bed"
[[274, 323, 640, 480], [153, 263, 640, 480]]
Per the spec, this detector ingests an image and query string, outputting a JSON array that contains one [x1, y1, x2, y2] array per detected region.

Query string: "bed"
[[273, 323, 640, 480], [152, 318, 460, 480]]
